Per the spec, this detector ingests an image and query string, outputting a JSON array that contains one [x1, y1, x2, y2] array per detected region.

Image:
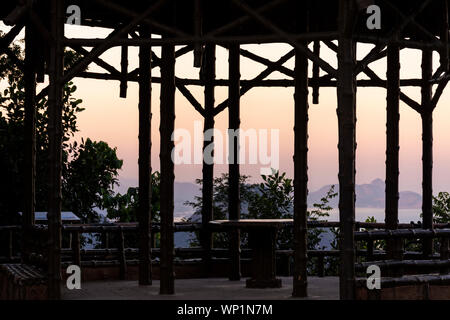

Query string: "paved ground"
[[62, 277, 339, 300]]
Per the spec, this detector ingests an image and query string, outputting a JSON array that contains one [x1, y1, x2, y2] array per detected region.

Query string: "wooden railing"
[[2, 221, 450, 278]]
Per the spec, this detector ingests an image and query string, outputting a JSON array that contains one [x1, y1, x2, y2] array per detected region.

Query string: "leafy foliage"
[[0, 37, 121, 224], [432, 192, 450, 224], [63, 138, 123, 223], [104, 171, 162, 223]]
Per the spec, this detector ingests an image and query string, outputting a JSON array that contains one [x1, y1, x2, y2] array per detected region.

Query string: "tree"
[[0, 36, 122, 224], [104, 171, 161, 223], [63, 138, 123, 223], [432, 192, 450, 224]]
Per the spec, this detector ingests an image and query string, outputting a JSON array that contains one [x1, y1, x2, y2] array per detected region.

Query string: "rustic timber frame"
[[1, 0, 450, 300]]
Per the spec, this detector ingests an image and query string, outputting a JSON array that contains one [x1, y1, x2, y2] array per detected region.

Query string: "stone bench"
[[0, 264, 47, 300]]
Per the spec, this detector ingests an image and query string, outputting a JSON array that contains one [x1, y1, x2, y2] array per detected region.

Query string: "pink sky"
[[4, 24, 450, 194]]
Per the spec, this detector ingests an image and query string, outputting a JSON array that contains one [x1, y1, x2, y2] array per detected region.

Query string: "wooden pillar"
[[440, 0, 449, 73], [228, 44, 241, 281], [337, 0, 357, 300], [421, 49, 433, 258], [120, 41, 128, 98], [312, 41, 320, 104], [118, 227, 127, 280], [201, 44, 215, 273], [385, 44, 403, 260], [23, 23, 36, 262], [159, 43, 175, 294], [292, 48, 309, 297], [72, 231, 81, 267], [138, 26, 153, 285], [47, 0, 64, 300]]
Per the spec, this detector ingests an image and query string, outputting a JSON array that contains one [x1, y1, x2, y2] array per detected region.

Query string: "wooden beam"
[[201, 44, 215, 274], [205, 0, 288, 37], [231, 0, 337, 78], [138, 26, 153, 286], [228, 44, 241, 281], [385, 44, 403, 261], [47, 0, 64, 300], [292, 47, 309, 297], [62, 32, 339, 48], [0, 23, 24, 50], [214, 49, 295, 116], [421, 49, 434, 258], [22, 23, 36, 264], [356, 0, 434, 75], [92, 0, 187, 37], [62, 0, 167, 85], [239, 48, 294, 78], [159, 43, 175, 295], [337, 0, 357, 300]]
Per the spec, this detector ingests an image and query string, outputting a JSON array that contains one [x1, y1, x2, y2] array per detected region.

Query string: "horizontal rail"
[[355, 259, 450, 272], [356, 274, 450, 288], [355, 228, 450, 240]]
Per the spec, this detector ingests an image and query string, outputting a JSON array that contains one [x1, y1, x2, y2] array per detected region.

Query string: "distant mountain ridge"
[[308, 178, 422, 209], [118, 177, 422, 218]]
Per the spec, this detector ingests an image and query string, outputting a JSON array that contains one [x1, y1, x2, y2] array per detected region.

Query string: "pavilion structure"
[[1, 0, 450, 300]]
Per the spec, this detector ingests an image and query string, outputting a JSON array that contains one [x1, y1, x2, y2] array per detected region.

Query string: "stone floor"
[[62, 276, 339, 300]]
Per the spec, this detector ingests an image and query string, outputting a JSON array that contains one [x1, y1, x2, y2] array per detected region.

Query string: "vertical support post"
[[337, 0, 357, 300], [72, 231, 81, 267], [201, 44, 215, 274], [292, 48, 309, 297], [8, 230, 13, 260], [193, 0, 203, 67], [312, 41, 320, 104], [440, 0, 449, 73], [120, 39, 128, 98], [23, 22, 36, 263], [118, 227, 127, 280], [228, 44, 241, 281], [138, 26, 153, 285], [47, 0, 64, 300], [160, 43, 175, 294], [421, 49, 433, 258], [385, 44, 403, 261]]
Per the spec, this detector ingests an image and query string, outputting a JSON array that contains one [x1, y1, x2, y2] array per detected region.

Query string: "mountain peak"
[[370, 178, 384, 187]]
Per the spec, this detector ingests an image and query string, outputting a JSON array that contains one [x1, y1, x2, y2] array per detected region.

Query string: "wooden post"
[[312, 41, 320, 104], [440, 0, 449, 73], [160, 43, 175, 294], [8, 230, 13, 260], [292, 47, 309, 297], [201, 44, 215, 274], [193, 0, 203, 67], [72, 231, 81, 267], [228, 44, 241, 281], [47, 0, 64, 300], [317, 255, 325, 277], [337, 0, 357, 300], [120, 39, 128, 98], [118, 227, 127, 280], [23, 22, 36, 263], [421, 49, 433, 258], [385, 44, 403, 261], [138, 25, 153, 285]]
